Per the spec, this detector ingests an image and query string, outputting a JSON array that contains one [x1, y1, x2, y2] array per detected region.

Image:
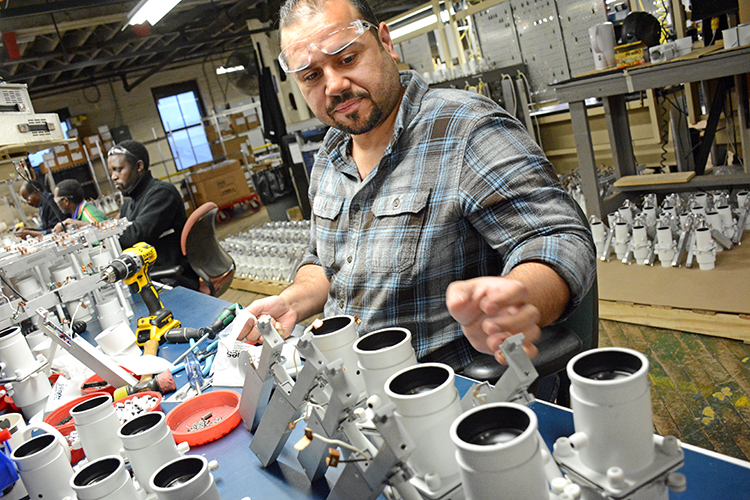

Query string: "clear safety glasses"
[[278, 19, 376, 73]]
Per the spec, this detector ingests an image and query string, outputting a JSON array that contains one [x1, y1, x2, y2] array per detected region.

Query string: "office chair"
[[180, 202, 236, 297]]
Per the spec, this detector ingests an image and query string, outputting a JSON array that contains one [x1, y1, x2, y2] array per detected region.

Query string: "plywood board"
[[613, 171, 695, 187], [597, 233, 750, 315], [600, 301, 750, 343]]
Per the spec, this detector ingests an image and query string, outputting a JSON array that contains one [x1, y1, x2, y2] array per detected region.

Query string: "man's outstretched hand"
[[446, 276, 542, 364]]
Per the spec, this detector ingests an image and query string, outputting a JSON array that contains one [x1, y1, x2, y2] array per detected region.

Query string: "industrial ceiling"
[[0, 0, 418, 97]]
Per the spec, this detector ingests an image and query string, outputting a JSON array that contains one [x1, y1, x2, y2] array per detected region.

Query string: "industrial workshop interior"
[[1, 0, 750, 498]]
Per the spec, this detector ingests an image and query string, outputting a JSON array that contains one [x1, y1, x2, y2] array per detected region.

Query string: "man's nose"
[[322, 65, 350, 96]]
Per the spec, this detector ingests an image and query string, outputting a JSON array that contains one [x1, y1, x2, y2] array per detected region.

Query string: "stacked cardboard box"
[[189, 159, 252, 207]]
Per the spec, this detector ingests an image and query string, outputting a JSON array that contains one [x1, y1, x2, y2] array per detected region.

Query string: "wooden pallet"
[[230, 276, 290, 296], [599, 300, 750, 343]]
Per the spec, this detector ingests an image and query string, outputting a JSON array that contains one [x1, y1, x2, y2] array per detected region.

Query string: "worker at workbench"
[[52, 179, 107, 233], [14, 179, 64, 238], [239, 0, 596, 373], [108, 140, 200, 290]]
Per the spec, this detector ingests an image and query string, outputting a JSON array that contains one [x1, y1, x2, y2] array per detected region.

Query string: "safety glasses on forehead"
[[107, 145, 133, 157], [278, 19, 376, 73]]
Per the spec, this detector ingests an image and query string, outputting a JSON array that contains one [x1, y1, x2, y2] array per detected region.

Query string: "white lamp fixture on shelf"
[[127, 0, 182, 26]]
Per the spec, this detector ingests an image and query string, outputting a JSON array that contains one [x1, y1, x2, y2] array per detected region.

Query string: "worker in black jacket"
[[108, 140, 199, 290], [14, 180, 64, 238]]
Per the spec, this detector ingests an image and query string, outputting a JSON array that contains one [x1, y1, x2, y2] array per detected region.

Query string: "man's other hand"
[[237, 295, 299, 344], [446, 276, 542, 364]]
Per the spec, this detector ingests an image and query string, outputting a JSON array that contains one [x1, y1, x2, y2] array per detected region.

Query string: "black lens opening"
[[456, 406, 530, 446], [71, 395, 109, 413], [153, 457, 203, 489], [121, 412, 160, 436], [389, 365, 448, 396], [356, 329, 407, 352], [15, 434, 55, 458], [311, 317, 352, 335], [572, 351, 642, 381], [74, 457, 120, 486]]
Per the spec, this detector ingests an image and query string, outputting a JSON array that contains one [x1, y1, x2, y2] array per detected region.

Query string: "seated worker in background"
[[52, 179, 107, 233], [238, 0, 596, 372], [14, 179, 64, 238], [107, 140, 200, 290]]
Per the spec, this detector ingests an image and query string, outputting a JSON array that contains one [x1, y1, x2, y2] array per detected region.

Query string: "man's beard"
[[326, 91, 383, 135]]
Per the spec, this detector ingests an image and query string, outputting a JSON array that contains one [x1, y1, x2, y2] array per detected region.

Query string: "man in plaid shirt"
[[239, 0, 596, 371]]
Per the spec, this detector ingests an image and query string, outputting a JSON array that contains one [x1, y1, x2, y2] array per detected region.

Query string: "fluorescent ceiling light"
[[127, 0, 182, 26], [389, 10, 451, 40], [216, 65, 245, 75]]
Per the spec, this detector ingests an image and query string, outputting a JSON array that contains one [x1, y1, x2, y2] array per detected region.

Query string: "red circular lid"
[[165, 390, 241, 447]]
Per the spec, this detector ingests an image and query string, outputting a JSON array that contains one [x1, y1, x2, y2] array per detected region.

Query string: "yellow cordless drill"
[[100, 242, 180, 346]]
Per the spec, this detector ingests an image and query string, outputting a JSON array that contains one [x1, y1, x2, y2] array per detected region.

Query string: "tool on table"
[[113, 370, 176, 400], [185, 350, 204, 395], [167, 303, 242, 368], [100, 242, 180, 346]]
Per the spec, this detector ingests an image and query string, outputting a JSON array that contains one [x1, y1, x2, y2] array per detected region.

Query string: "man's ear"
[[377, 22, 400, 63], [137, 160, 145, 173]]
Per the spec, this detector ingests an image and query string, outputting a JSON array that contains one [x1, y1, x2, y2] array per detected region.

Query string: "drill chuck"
[[101, 254, 141, 283]]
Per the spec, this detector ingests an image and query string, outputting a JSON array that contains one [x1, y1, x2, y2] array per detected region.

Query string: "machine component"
[[149, 455, 222, 500], [464, 333, 538, 408], [100, 242, 180, 345], [450, 403, 553, 500], [36, 308, 139, 389], [307, 315, 367, 397], [0, 325, 50, 419], [326, 402, 421, 500], [112, 369, 176, 399], [0, 113, 63, 146], [553, 348, 686, 500], [249, 331, 329, 468], [69, 394, 124, 462], [353, 327, 418, 405], [11, 432, 75, 500], [118, 412, 186, 493], [70, 456, 141, 500], [0, 83, 35, 113], [166, 303, 242, 347], [384, 363, 463, 499], [0, 219, 132, 330], [238, 316, 290, 431], [734, 191, 750, 244]]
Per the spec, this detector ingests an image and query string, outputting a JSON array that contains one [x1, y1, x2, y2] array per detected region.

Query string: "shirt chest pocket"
[[368, 191, 430, 273], [312, 194, 345, 268]]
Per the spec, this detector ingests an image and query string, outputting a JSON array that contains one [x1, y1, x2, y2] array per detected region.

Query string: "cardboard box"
[[190, 160, 251, 207], [204, 123, 219, 143], [210, 136, 248, 161], [84, 135, 101, 148]]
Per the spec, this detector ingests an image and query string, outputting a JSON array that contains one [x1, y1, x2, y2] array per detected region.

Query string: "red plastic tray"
[[165, 390, 241, 447]]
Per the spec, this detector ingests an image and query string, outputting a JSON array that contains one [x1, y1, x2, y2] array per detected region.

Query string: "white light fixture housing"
[[127, 0, 182, 27]]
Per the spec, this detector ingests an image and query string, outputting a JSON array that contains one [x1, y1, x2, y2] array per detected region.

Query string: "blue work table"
[[117, 286, 750, 500]]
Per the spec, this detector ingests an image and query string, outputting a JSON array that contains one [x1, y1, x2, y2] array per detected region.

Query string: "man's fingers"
[[446, 281, 482, 325]]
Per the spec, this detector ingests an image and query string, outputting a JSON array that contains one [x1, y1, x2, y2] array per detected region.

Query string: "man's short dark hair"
[[22, 179, 46, 194], [116, 140, 150, 170], [279, 0, 379, 29], [56, 179, 85, 205]]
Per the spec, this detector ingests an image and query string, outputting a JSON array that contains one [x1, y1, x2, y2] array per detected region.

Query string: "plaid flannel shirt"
[[300, 71, 596, 370]]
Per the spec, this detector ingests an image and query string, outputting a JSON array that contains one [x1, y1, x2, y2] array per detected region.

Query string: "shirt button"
[[393, 199, 400, 207], [352, 204, 360, 213], [347, 256, 353, 263], [338, 300, 344, 308]]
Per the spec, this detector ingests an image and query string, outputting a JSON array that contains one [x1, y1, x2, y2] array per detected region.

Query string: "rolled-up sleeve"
[[461, 113, 597, 319]]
